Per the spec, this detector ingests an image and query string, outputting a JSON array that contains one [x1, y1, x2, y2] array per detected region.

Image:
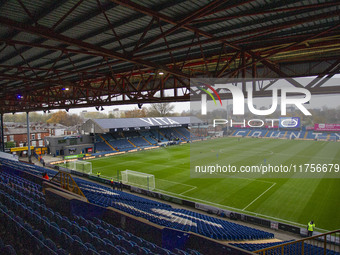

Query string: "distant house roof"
[[38, 123, 67, 129], [4, 122, 18, 126], [5, 128, 49, 135], [4, 122, 67, 130], [64, 125, 79, 131]]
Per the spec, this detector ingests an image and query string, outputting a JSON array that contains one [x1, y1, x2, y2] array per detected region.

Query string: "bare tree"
[[147, 103, 175, 117], [125, 108, 148, 118]]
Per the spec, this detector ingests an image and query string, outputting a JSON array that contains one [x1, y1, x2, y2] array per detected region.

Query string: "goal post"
[[328, 136, 338, 142], [121, 170, 155, 191], [316, 136, 338, 142], [67, 160, 92, 175]]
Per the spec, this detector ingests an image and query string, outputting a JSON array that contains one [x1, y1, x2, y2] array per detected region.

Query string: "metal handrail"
[[254, 229, 340, 255]]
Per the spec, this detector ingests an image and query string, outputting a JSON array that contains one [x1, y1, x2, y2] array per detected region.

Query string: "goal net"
[[316, 135, 338, 142], [67, 160, 92, 174], [121, 170, 155, 191], [328, 136, 338, 142]]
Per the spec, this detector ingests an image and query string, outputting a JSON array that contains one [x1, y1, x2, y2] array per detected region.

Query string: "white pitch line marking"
[[230, 177, 276, 185], [157, 178, 196, 188], [242, 183, 276, 211], [179, 186, 197, 195], [156, 189, 331, 232], [156, 189, 243, 212]]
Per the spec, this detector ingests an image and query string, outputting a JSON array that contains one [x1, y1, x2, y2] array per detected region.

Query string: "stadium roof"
[[82, 116, 202, 133], [0, 0, 340, 113]]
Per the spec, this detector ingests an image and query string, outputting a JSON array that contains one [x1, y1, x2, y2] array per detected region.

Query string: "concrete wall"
[[79, 119, 107, 135]]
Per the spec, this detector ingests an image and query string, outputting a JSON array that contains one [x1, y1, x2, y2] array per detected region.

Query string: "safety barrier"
[[50, 170, 87, 200], [254, 230, 340, 255]]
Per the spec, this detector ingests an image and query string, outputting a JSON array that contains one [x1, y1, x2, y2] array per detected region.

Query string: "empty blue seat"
[[115, 245, 128, 254], [1, 245, 17, 255], [86, 248, 100, 255], [105, 243, 120, 254], [33, 229, 45, 242], [60, 232, 73, 250], [44, 238, 58, 252], [92, 236, 106, 250], [57, 248, 68, 255], [71, 234, 82, 243], [81, 230, 94, 243], [84, 242, 96, 251], [71, 224, 82, 236], [98, 251, 110, 255], [0, 156, 291, 255], [72, 240, 88, 255], [0, 237, 3, 251]]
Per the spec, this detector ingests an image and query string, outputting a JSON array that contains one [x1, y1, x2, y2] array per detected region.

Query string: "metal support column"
[[0, 114, 4, 152], [226, 100, 229, 135], [26, 112, 32, 163]]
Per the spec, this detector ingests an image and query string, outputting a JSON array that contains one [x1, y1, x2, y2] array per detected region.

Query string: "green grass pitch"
[[84, 137, 340, 232]]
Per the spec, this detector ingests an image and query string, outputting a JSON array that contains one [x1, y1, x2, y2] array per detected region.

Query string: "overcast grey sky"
[[63, 93, 340, 117]]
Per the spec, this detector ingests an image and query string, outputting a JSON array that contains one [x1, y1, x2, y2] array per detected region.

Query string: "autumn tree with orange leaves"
[[47, 111, 82, 126]]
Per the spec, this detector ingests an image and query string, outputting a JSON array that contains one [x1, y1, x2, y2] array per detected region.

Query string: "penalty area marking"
[[232, 177, 276, 185], [179, 186, 197, 195], [242, 183, 276, 211], [219, 146, 274, 156], [156, 178, 197, 188], [155, 178, 197, 196]]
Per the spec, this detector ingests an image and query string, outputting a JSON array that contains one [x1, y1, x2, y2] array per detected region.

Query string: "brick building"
[[34, 123, 78, 136], [3, 122, 80, 154], [4, 127, 49, 148], [30, 123, 67, 136]]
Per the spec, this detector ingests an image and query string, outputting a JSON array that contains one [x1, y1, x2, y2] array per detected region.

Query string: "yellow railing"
[[174, 128, 188, 139], [254, 230, 340, 255], [142, 136, 152, 145], [99, 134, 116, 151], [304, 131, 308, 139], [51, 171, 87, 201], [127, 139, 136, 147]]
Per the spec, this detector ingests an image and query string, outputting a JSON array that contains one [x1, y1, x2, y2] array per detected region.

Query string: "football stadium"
[[0, 1, 340, 255]]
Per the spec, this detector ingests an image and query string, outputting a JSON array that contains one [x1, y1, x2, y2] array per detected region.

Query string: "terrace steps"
[[142, 136, 152, 145], [175, 128, 188, 139], [99, 134, 116, 151], [127, 139, 136, 147]]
